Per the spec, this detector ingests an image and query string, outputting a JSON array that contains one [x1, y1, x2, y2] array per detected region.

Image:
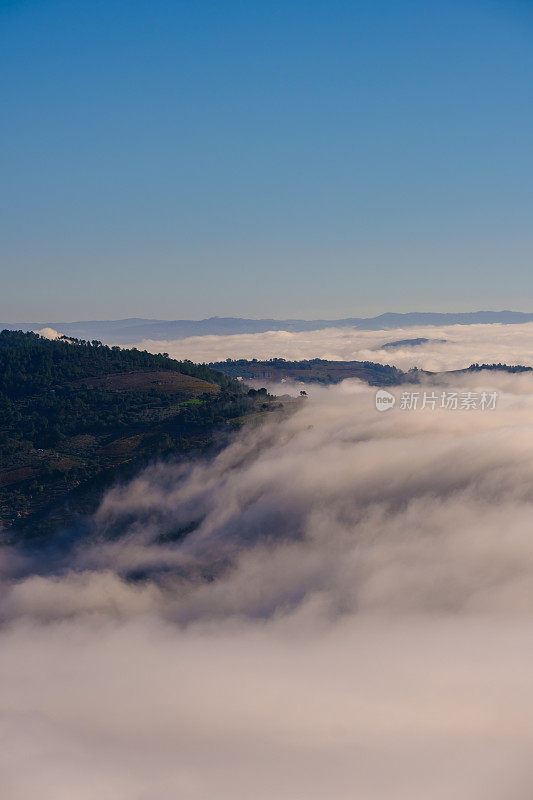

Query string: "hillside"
[[0, 331, 280, 535], [211, 358, 532, 386], [210, 357, 417, 386], [3, 334, 525, 537]]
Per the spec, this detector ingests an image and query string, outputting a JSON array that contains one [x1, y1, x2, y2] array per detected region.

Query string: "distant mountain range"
[[2, 311, 533, 344]]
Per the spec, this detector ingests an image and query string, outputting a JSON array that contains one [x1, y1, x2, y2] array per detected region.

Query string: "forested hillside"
[[0, 332, 278, 535], [210, 357, 413, 385]]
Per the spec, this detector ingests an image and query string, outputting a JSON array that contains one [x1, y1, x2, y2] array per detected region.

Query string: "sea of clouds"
[[3, 367, 533, 798], [135, 321, 533, 371]]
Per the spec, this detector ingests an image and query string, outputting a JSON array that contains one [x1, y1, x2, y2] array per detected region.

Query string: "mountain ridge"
[[2, 310, 533, 343]]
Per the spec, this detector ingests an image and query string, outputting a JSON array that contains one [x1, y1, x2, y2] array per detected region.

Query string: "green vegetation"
[[0, 331, 278, 535], [467, 363, 533, 373], [3, 334, 525, 538], [211, 357, 412, 385]]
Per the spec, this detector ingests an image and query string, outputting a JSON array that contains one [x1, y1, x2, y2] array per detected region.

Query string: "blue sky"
[[1, 0, 532, 321]]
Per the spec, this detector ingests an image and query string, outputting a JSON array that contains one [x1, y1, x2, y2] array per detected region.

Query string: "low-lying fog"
[[135, 321, 533, 371], [3, 369, 533, 799]]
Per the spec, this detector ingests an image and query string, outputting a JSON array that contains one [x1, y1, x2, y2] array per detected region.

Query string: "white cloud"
[[3, 373, 533, 797], [34, 326, 61, 340], [134, 321, 533, 371]]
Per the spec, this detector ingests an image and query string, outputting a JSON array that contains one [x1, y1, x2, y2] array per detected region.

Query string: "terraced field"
[[74, 370, 219, 394], [0, 332, 256, 536]]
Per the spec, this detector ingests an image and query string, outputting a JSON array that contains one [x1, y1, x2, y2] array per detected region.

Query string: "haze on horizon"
[[2, 0, 533, 321]]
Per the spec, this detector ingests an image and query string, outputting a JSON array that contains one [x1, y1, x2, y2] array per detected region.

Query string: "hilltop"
[[210, 357, 418, 385]]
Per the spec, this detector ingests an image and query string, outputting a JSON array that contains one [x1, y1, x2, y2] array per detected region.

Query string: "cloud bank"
[[135, 321, 533, 371], [3, 373, 533, 798]]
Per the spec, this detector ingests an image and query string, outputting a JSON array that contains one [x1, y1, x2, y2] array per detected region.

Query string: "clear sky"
[[1, 0, 533, 321]]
